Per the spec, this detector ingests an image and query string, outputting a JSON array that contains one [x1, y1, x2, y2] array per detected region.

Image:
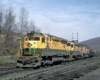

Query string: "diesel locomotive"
[[17, 31, 95, 67]]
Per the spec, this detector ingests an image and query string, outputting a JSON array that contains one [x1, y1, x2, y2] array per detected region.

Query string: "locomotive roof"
[[26, 31, 89, 47], [43, 33, 67, 41], [28, 31, 68, 41], [27, 31, 75, 42]]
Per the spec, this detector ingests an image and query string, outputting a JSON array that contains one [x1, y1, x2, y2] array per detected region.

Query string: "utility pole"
[[72, 32, 74, 41], [77, 32, 79, 43]]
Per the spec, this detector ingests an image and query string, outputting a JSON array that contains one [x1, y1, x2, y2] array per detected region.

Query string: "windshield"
[[25, 37, 40, 41], [34, 37, 40, 41], [29, 38, 34, 41], [29, 37, 40, 41]]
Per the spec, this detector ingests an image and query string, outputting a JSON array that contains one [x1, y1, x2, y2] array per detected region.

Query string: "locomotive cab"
[[74, 43, 78, 51], [67, 42, 74, 51], [23, 33, 41, 56]]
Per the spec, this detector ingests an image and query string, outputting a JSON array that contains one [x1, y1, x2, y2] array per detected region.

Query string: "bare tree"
[[28, 20, 41, 33], [28, 20, 36, 32], [36, 28, 41, 33], [4, 5, 16, 45], [19, 7, 28, 39], [0, 4, 3, 28], [0, 4, 3, 49]]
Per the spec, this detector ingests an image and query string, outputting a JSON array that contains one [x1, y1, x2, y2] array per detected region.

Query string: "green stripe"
[[22, 48, 69, 55]]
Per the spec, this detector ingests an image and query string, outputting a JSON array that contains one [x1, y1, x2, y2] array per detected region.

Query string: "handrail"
[[80, 48, 83, 57], [29, 47, 31, 55], [17, 41, 22, 60], [34, 47, 35, 55], [36, 48, 42, 60]]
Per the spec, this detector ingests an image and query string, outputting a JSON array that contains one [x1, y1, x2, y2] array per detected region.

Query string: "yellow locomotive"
[[17, 31, 94, 67]]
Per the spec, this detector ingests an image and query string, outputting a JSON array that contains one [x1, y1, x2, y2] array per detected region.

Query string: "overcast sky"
[[1, 0, 100, 42]]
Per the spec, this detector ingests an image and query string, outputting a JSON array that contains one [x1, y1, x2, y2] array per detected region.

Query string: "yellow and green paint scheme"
[[17, 31, 93, 67], [17, 31, 69, 63], [67, 42, 74, 59]]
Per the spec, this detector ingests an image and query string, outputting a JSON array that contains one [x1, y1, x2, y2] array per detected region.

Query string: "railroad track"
[[39, 62, 99, 80], [6, 56, 100, 80], [0, 56, 99, 80], [23, 60, 100, 80], [0, 66, 36, 76], [0, 66, 16, 72], [0, 62, 16, 68], [0, 68, 24, 76], [0, 57, 92, 75]]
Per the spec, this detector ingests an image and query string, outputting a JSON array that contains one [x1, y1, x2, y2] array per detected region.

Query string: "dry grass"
[[0, 56, 16, 63]]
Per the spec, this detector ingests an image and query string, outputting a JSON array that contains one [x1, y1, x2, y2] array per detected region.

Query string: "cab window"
[[61, 40, 67, 44], [67, 43, 70, 46], [34, 37, 40, 41], [75, 44, 77, 46], [42, 37, 45, 43], [29, 38, 33, 41], [25, 38, 28, 41], [71, 44, 73, 47]]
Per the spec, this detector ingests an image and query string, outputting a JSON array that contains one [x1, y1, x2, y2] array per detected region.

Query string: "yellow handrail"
[[36, 48, 42, 60], [17, 41, 22, 60], [80, 48, 83, 57]]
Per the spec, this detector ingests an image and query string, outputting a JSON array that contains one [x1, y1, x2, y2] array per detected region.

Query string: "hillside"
[[0, 27, 23, 56], [80, 37, 100, 53]]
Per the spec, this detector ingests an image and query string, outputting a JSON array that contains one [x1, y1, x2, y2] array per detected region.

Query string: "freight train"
[[17, 31, 95, 67]]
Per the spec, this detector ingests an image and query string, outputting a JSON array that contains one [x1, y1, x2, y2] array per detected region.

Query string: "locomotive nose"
[[32, 41, 37, 48], [24, 41, 37, 48], [27, 43, 32, 47]]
